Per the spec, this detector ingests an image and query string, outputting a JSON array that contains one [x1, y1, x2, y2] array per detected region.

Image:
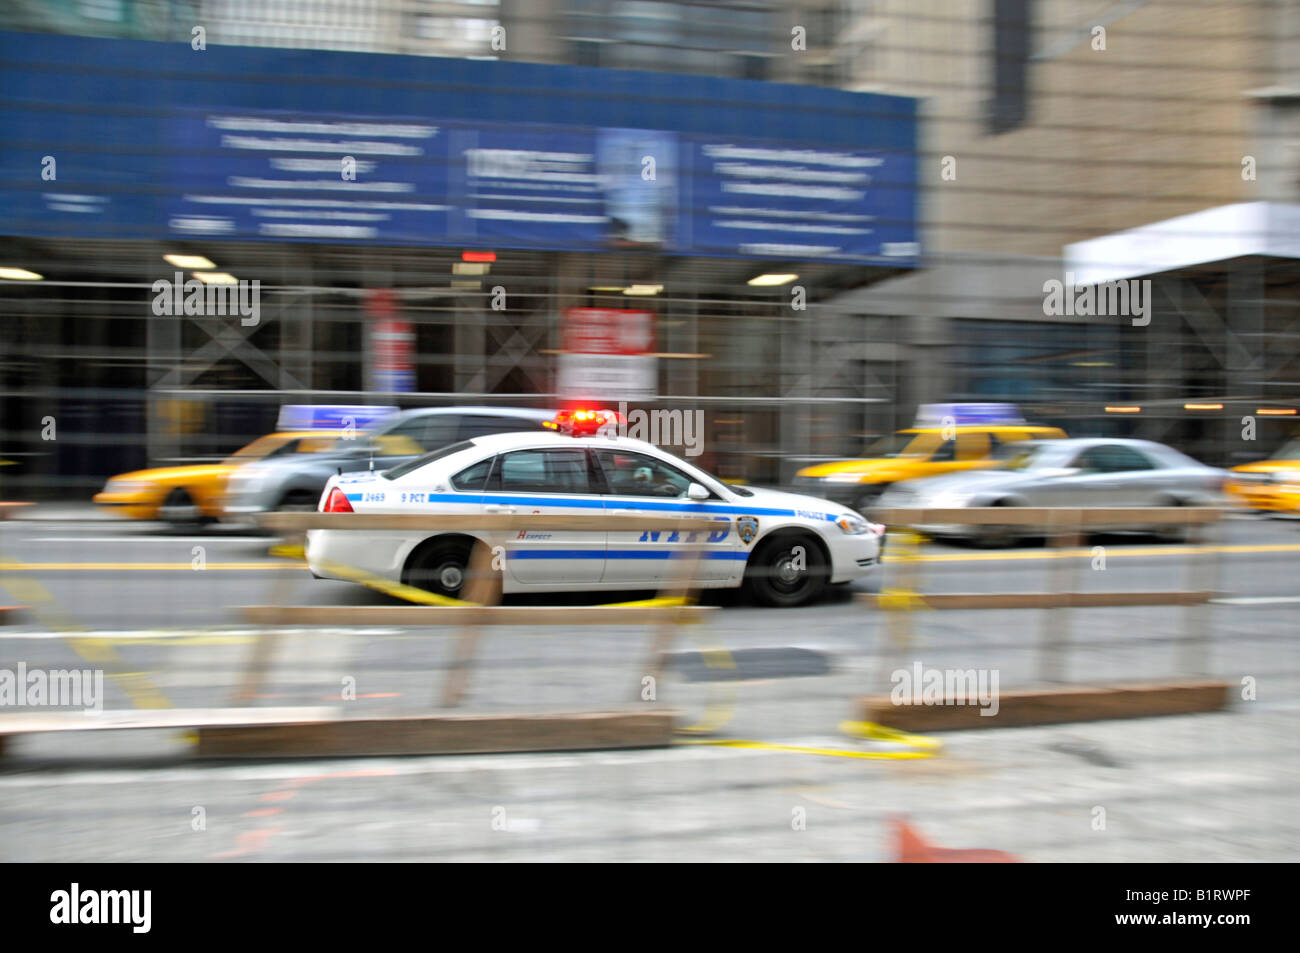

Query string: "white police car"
[[307, 412, 885, 607]]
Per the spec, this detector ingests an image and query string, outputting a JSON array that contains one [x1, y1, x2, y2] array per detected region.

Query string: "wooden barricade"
[[857, 507, 1230, 730]]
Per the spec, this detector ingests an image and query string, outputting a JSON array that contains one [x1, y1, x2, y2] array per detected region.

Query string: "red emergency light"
[[462, 251, 497, 263], [552, 408, 621, 437]]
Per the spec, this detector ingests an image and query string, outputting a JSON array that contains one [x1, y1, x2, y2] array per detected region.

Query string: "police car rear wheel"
[[745, 534, 827, 607], [404, 539, 473, 598]]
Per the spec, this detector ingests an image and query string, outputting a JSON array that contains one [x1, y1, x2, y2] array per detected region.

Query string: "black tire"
[[1152, 500, 1189, 543], [974, 501, 1023, 548], [744, 534, 828, 607], [402, 538, 475, 599], [158, 487, 203, 527], [277, 490, 319, 512]]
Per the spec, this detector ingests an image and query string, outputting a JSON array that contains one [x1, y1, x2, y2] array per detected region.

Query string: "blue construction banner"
[[0, 31, 919, 265]]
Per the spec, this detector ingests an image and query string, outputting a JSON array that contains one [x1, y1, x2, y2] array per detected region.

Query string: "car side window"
[[420, 415, 461, 450], [1075, 445, 1154, 473], [374, 419, 431, 456], [1072, 448, 1103, 472], [1101, 446, 1155, 472], [929, 438, 958, 463], [496, 449, 592, 494], [450, 457, 494, 491], [594, 450, 698, 499], [457, 415, 545, 441]]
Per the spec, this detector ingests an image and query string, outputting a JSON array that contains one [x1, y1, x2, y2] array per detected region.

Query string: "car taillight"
[[323, 488, 354, 513]]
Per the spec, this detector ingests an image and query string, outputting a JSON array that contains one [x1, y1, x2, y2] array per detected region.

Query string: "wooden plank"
[[859, 590, 1213, 610], [196, 708, 679, 757], [858, 680, 1230, 730], [874, 506, 1224, 527], [0, 707, 339, 735], [441, 541, 499, 708], [259, 512, 724, 532], [241, 604, 716, 626]]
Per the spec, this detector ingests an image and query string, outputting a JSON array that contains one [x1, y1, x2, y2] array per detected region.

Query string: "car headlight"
[[1273, 470, 1300, 487], [230, 472, 263, 494], [836, 512, 871, 535], [822, 473, 866, 484], [103, 480, 149, 494]]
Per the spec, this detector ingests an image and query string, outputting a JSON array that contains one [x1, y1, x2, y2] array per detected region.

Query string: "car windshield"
[[223, 434, 293, 465], [380, 440, 477, 480], [1271, 437, 1300, 460], [991, 442, 1055, 471], [864, 431, 936, 458]]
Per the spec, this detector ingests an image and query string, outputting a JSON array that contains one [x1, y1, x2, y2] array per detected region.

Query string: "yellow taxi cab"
[[93, 405, 397, 525], [793, 404, 1066, 513], [93, 431, 345, 525], [1225, 436, 1300, 514]]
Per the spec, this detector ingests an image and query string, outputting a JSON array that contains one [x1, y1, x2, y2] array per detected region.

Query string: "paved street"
[[1, 511, 1297, 861]]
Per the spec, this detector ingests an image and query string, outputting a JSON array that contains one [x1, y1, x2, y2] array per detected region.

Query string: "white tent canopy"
[[1064, 201, 1300, 286]]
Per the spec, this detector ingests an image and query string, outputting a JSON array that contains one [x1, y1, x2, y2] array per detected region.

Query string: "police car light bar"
[[552, 408, 622, 437], [914, 402, 1025, 426], [277, 405, 399, 432]]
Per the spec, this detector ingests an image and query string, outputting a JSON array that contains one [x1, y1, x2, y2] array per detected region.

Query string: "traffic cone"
[[895, 817, 1021, 862]]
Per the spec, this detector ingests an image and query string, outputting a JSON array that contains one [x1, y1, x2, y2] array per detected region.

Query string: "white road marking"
[[24, 537, 266, 543], [0, 743, 768, 788], [0, 628, 401, 640], [1212, 596, 1300, 605]]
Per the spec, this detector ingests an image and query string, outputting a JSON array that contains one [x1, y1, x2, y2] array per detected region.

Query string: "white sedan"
[[306, 429, 885, 607]]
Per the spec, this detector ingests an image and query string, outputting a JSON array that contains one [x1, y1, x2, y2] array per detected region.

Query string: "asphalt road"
[[1, 509, 1297, 861]]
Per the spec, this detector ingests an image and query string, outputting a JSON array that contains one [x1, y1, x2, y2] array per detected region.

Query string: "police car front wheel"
[[744, 534, 828, 608]]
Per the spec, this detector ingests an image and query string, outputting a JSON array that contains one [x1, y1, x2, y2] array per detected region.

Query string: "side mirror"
[[686, 482, 710, 501]]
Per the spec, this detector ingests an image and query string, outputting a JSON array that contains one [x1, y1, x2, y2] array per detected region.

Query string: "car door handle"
[[484, 504, 516, 513]]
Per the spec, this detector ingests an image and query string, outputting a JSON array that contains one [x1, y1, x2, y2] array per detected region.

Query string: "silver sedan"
[[874, 437, 1226, 545]]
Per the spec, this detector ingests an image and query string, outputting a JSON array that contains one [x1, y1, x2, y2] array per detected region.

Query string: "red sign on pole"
[[558, 308, 657, 401], [367, 289, 414, 393]]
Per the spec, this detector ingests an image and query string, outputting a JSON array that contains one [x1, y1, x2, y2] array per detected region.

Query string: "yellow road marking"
[[601, 595, 690, 608], [681, 738, 936, 760], [905, 542, 1300, 562], [839, 720, 944, 750], [0, 559, 173, 710], [314, 558, 478, 607]]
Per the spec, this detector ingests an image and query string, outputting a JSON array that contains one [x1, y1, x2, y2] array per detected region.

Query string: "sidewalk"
[[0, 502, 123, 522]]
